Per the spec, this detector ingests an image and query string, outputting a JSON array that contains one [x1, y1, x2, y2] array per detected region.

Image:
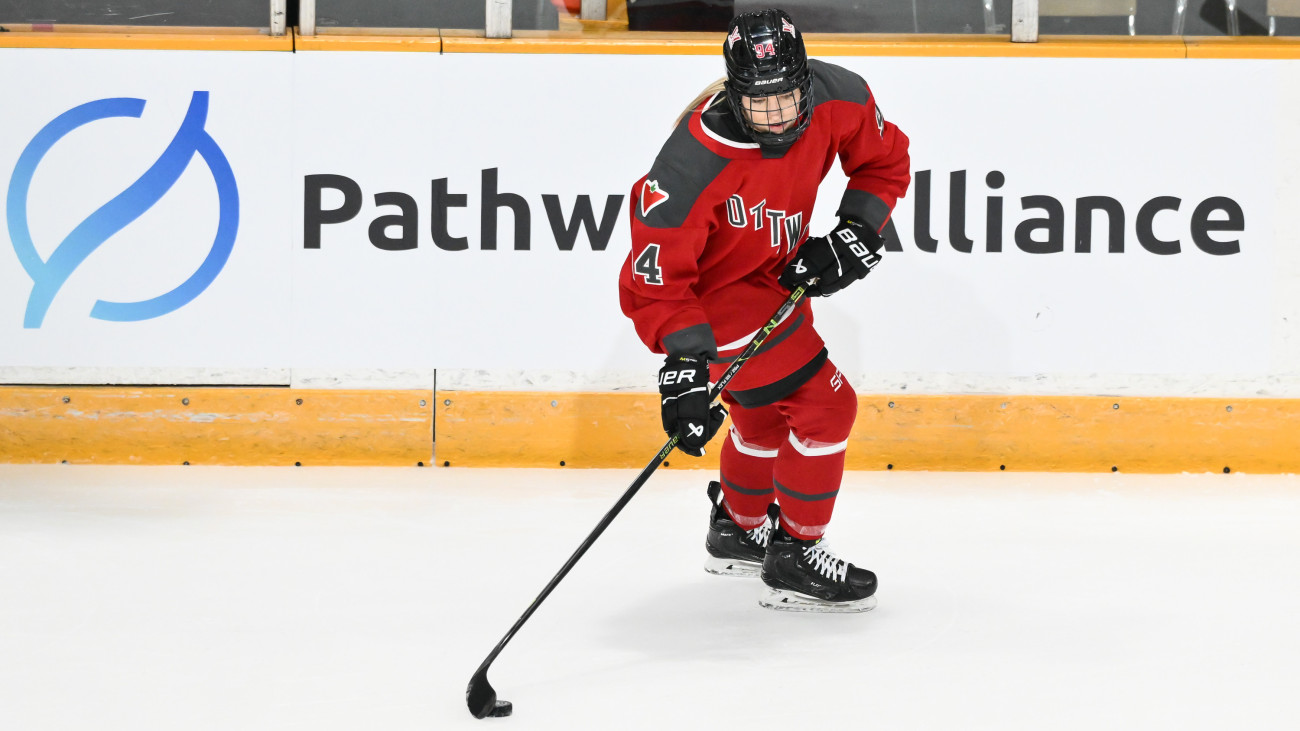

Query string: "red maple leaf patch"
[[640, 179, 670, 217]]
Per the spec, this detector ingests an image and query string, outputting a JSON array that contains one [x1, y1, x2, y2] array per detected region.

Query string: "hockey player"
[[619, 9, 911, 612]]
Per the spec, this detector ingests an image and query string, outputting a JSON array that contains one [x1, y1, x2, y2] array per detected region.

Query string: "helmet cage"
[[724, 74, 813, 147], [723, 10, 814, 148]]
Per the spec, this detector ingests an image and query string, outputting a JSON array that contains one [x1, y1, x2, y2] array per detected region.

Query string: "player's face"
[[740, 89, 803, 135]]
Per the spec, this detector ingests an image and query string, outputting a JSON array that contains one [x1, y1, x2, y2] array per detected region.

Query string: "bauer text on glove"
[[779, 218, 884, 297], [658, 354, 727, 457]]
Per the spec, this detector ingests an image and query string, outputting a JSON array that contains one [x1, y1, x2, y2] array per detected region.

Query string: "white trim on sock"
[[730, 428, 779, 458], [780, 513, 828, 539], [726, 502, 769, 530], [787, 431, 848, 457]]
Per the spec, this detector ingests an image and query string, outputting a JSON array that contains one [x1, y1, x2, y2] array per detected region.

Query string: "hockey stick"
[[466, 283, 810, 719]]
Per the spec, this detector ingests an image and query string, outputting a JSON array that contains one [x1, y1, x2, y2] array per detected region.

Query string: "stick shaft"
[[470, 286, 807, 678]]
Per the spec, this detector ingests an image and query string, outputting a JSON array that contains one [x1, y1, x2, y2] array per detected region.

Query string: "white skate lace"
[[802, 542, 849, 582], [747, 521, 772, 548]]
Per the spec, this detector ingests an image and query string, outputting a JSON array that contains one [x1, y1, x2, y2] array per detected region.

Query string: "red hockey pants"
[[717, 358, 856, 540]]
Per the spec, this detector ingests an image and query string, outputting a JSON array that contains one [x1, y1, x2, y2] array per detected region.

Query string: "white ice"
[[1, 465, 1298, 730]]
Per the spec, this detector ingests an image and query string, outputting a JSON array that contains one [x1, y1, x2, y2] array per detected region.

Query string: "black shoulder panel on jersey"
[[809, 58, 870, 107], [637, 117, 731, 229]]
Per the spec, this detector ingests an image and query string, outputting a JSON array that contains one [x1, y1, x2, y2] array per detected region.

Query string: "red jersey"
[[619, 59, 911, 404]]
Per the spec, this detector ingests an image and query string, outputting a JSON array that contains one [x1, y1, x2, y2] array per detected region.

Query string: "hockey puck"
[[489, 700, 513, 717]]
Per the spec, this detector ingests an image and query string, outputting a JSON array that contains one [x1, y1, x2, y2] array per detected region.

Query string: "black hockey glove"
[[779, 218, 884, 297], [658, 354, 727, 457]]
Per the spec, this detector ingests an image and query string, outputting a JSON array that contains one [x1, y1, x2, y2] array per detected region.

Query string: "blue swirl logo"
[[7, 91, 239, 328]]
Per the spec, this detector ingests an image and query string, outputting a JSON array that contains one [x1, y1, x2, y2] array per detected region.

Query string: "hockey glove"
[[779, 218, 884, 297], [658, 354, 727, 457]]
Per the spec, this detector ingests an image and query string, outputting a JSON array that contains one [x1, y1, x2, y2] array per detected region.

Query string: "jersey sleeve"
[[834, 82, 912, 234], [619, 175, 717, 357], [619, 122, 731, 358]]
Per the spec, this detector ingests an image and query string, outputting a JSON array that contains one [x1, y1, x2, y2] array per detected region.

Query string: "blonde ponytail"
[[674, 78, 728, 128]]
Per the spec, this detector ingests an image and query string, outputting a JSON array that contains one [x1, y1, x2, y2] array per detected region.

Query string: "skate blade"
[[704, 556, 761, 577], [758, 587, 878, 613]]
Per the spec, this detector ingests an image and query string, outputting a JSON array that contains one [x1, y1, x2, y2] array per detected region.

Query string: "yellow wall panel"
[[296, 32, 441, 52], [0, 387, 431, 466], [850, 395, 1300, 473], [5, 387, 1298, 472], [1185, 36, 1300, 58], [438, 31, 1190, 58], [0, 28, 293, 51], [434, 390, 711, 469], [806, 34, 1186, 58], [1, 27, 1298, 59], [436, 391, 1300, 473]]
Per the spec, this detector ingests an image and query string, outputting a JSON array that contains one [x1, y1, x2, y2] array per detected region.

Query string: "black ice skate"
[[704, 481, 772, 577], [760, 506, 877, 613]]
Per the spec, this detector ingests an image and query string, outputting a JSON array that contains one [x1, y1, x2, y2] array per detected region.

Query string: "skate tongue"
[[706, 481, 723, 506], [804, 541, 848, 582]]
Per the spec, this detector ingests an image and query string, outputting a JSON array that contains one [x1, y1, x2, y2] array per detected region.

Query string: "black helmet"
[[723, 9, 813, 149]]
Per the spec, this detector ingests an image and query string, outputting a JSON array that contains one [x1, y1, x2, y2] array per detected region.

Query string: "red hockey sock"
[[717, 394, 784, 529], [774, 442, 848, 540]]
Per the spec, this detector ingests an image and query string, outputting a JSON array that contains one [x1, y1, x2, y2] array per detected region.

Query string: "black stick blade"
[[467, 669, 513, 719]]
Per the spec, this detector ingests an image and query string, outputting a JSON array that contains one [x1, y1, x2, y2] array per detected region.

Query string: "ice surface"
[[1, 465, 1298, 730]]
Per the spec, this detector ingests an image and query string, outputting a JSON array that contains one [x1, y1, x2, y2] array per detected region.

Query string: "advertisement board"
[[0, 48, 293, 383], [290, 52, 1282, 390], [1, 48, 1292, 392]]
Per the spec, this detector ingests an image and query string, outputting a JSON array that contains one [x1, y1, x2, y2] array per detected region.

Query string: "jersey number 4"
[[634, 244, 664, 285]]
